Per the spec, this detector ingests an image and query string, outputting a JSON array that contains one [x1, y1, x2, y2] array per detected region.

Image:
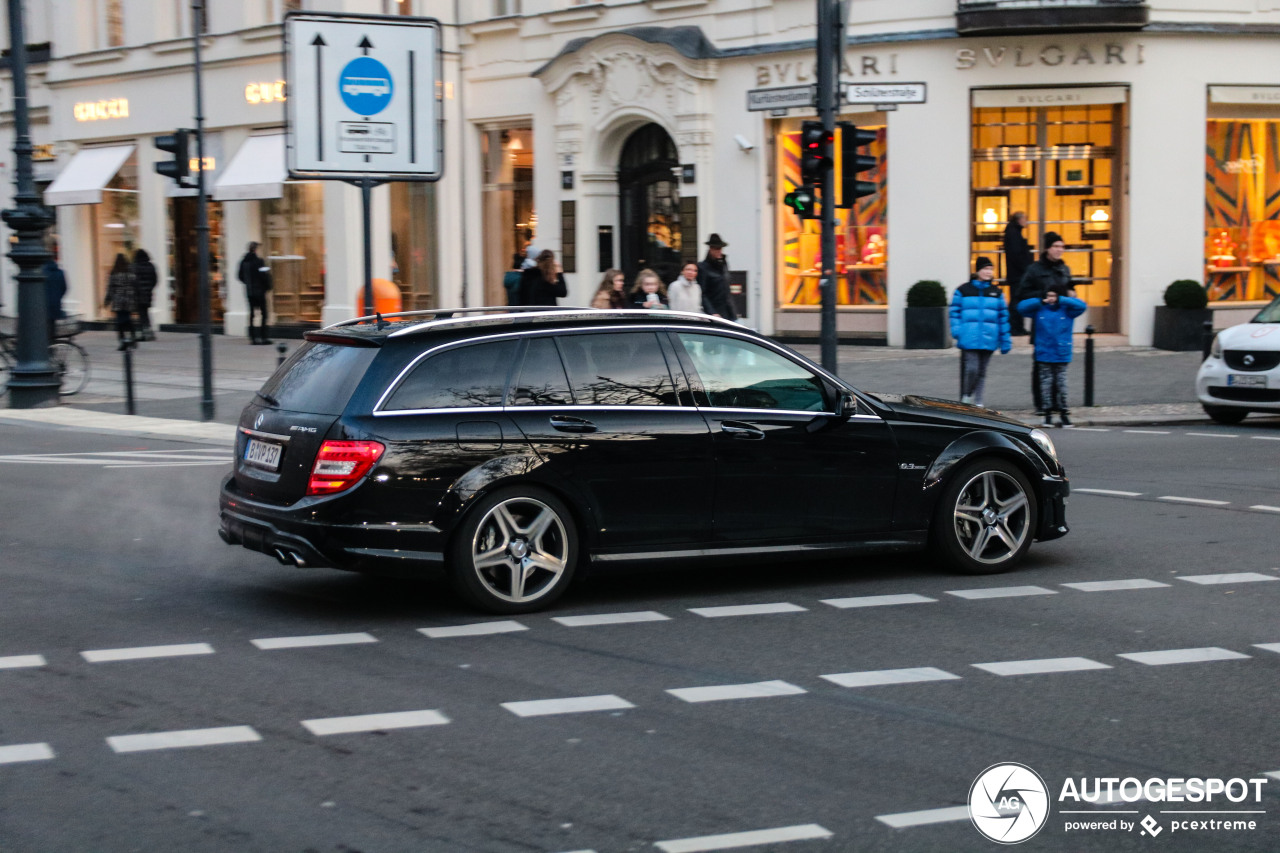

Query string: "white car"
[[1196, 296, 1280, 424]]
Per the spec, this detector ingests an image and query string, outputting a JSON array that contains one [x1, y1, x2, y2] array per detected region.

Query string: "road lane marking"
[[1071, 427, 1110, 432], [973, 657, 1112, 676], [107, 726, 261, 753], [1125, 429, 1170, 435], [688, 603, 807, 618], [0, 654, 46, 669], [1073, 488, 1143, 497], [1250, 505, 1280, 513], [821, 593, 937, 609], [551, 611, 670, 627], [876, 806, 971, 828], [419, 621, 528, 638], [501, 695, 634, 718], [0, 743, 55, 764], [251, 632, 378, 650], [1178, 572, 1279, 585], [821, 667, 960, 688], [1251, 436, 1280, 441], [1158, 496, 1230, 506], [1252, 644, 1280, 654], [1118, 647, 1250, 666], [666, 680, 807, 703], [654, 824, 833, 852], [946, 586, 1057, 600], [81, 643, 214, 663], [1061, 579, 1170, 592], [301, 709, 450, 736], [1186, 432, 1239, 438], [1266, 771, 1280, 781]]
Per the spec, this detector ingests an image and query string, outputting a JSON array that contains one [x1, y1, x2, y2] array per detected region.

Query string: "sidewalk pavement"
[[0, 328, 1230, 445]]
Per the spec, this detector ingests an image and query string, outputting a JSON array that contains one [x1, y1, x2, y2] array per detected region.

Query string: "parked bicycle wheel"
[[49, 341, 90, 396]]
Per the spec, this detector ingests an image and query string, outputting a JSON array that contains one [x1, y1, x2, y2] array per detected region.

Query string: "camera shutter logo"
[[969, 763, 1050, 844]]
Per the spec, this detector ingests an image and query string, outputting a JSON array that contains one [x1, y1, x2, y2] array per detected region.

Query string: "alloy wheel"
[[952, 469, 1032, 565], [469, 496, 569, 604]]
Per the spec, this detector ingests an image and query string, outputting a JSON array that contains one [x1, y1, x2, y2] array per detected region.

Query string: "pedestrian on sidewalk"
[[698, 234, 736, 321], [950, 256, 1011, 407], [238, 242, 273, 344], [132, 248, 158, 341], [667, 262, 705, 314], [1003, 212, 1033, 337], [503, 253, 525, 306], [43, 245, 66, 341], [1015, 231, 1074, 413], [630, 268, 670, 310], [103, 253, 138, 351], [519, 249, 568, 307], [1018, 288, 1087, 428], [591, 269, 628, 310]]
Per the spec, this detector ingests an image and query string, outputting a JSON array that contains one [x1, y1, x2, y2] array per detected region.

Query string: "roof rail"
[[324, 306, 744, 337], [323, 305, 570, 330]]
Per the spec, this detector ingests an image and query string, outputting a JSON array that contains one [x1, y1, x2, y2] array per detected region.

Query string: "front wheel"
[[49, 341, 90, 396], [448, 487, 578, 614], [1203, 405, 1248, 425], [932, 457, 1037, 575]]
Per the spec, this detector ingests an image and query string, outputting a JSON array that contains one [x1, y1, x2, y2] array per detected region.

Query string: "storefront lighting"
[[104, 222, 126, 229], [1091, 207, 1109, 223], [74, 98, 129, 122], [188, 156, 216, 172], [982, 207, 1000, 230], [245, 81, 287, 105]]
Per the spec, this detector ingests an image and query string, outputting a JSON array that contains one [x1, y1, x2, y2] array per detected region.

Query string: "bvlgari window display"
[[774, 118, 887, 310], [391, 182, 440, 311]]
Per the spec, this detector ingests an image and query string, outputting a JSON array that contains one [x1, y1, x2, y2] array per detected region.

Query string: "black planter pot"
[[1152, 306, 1212, 352], [904, 306, 951, 350]]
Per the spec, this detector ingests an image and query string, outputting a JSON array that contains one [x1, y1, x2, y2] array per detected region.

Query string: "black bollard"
[[122, 341, 136, 415], [1202, 319, 1215, 361], [276, 342, 288, 368], [1083, 324, 1095, 408]]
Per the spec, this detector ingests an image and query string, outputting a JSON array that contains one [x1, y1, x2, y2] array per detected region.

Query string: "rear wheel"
[[1203, 405, 1248, 425], [49, 341, 90, 396], [448, 486, 578, 614], [933, 457, 1037, 575]]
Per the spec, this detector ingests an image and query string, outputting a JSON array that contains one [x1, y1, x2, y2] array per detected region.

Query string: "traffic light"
[[154, 129, 192, 185], [800, 121, 833, 188], [784, 185, 818, 220], [837, 122, 878, 207]]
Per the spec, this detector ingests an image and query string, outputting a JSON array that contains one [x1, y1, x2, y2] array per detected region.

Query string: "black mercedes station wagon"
[[219, 308, 1069, 613]]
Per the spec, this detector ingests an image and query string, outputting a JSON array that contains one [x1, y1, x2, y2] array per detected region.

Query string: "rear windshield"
[[257, 341, 378, 415]]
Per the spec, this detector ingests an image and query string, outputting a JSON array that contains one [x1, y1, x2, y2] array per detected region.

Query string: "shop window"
[[391, 182, 440, 311], [261, 182, 326, 325], [775, 119, 887, 308], [481, 127, 534, 305], [89, 152, 139, 317], [1205, 119, 1280, 302]]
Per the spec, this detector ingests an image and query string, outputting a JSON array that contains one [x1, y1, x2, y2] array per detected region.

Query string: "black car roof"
[[306, 307, 745, 345]]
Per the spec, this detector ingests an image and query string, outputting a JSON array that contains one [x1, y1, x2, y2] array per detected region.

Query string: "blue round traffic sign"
[[339, 56, 393, 116]]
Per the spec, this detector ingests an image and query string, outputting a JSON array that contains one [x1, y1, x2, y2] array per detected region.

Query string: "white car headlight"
[[1029, 428, 1059, 465], [1210, 333, 1222, 359]]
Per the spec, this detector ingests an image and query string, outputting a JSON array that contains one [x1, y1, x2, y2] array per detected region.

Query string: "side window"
[[558, 332, 679, 406], [511, 336, 573, 406], [676, 333, 828, 412], [383, 339, 518, 411]]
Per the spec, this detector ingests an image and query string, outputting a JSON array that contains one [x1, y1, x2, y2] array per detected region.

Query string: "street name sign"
[[285, 12, 442, 181], [747, 85, 817, 112], [843, 82, 927, 106]]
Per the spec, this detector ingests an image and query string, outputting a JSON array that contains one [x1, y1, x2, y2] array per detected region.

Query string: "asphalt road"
[[0, 423, 1278, 852]]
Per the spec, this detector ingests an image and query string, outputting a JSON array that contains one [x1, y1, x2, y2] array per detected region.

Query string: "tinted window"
[[258, 342, 378, 415], [677, 333, 827, 412], [511, 337, 573, 406], [384, 339, 518, 410], [558, 332, 678, 406]]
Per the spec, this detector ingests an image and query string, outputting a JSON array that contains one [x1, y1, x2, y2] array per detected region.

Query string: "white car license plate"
[[244, 438, 283, 471], [1227, 374, 1267, 387]]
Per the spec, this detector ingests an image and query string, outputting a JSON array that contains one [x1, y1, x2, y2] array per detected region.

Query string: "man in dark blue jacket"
[[1018, 289, 1087, 427], [950, 256, 1011, 407]]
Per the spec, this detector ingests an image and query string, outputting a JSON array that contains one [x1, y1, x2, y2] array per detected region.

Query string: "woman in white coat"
[[667, 262, 705, 314]]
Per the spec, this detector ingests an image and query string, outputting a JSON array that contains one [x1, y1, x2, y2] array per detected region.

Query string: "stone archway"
[[618, 123, 681, 284]]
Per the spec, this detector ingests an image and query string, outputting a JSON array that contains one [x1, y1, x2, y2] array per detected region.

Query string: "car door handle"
[[549, 416, 598, 434], [721, 421, 765, 440]]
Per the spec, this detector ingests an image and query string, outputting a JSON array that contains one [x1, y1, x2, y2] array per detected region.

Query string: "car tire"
[[932, 457, 1038, 575], [448, 486, 578, 614], [1203, 405, 1248, 425]]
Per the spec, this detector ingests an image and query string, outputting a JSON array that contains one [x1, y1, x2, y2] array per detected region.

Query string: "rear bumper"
[[1036, 475, 1070, 542]]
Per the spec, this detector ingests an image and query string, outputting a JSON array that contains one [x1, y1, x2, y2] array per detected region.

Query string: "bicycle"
[[0, 315, 91, 397]]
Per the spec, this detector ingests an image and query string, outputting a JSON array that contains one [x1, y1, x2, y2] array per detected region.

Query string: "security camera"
[[734, 134, 755, 152]]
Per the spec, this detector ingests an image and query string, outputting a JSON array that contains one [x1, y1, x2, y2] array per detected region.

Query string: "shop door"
[[971, 102, 1123, 332], [619, 124, 683, 285], [169, 197, 225, 325]]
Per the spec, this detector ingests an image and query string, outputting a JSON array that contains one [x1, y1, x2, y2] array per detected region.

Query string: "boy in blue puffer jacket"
[[1018, 289, 1087, 427], [950, 257, 1011, 407]]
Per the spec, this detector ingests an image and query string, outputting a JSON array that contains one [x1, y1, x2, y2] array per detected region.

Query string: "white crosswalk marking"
[[82, 643, 214, 662], [821, 593, 936, 609], [946, 585, 1056, 600], [419, 621, 528, 638], [0, 743, 55, 764], [301, 709, 449, 736], [1250, 505, 1280, 513], [551, 611, 670, 627], [1061, 579, 1169, 592], [1118, 647, 1250, 666], [107, 726, 262, 753], [1125, 429, 1170, 435], [876, 806, 971, 828], [688, 603, 807, 618], [501, 695, 635, 718], [666, 681, 806, 703], [821, 667, 960, 688], [1178, 572, 1279, 585], [654, 824, 833, 852], [1073, 488, 1143, 497], [251, 633, 377, 650], [1158, 496, 1230, 506], [973, 657, 1111, 676], [1251, 643, 1280, 654], [0, 654, 46, 669], [0, 449, 230, 468]]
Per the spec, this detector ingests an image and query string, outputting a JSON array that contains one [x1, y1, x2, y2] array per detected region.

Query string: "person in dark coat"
[[518, 249, 568, 306], [697, 233, 736, 321], [1002, 212, 1033, 336], [949, 256, 1011, 407], [103, 253, 138, 351], [503, 253, 524, 306], [132, 248, 158, 341], [43, 252, 67, 340], [237, 241, 272, 344], [1018, 289, 1087, 428], [1015, 231, 1074, 412]]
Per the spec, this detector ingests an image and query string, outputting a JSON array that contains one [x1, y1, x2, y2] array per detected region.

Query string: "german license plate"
[[244, 438, 282, 471], [1227, 374, 1266, 387]]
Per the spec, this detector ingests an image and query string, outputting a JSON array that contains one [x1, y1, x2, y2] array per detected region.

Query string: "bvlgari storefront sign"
[[1210, 86, 1280, 105], [957, 42, 1144, 70]]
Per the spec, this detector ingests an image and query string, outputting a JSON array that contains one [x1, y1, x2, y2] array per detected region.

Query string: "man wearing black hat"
[[698, 233, 737, 321], [1015, 232, 1073, 412]]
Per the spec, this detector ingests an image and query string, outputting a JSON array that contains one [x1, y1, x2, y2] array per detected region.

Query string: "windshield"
[[1252, 294, 1280, 323]]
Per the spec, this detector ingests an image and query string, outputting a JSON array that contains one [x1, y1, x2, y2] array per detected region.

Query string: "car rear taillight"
[[306, 440, 385, 496]]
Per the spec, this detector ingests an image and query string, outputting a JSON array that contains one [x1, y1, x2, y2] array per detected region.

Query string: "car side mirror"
[[835, 390, 856, 421]]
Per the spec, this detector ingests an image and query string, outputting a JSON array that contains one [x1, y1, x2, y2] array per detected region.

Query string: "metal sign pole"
[[193, 0, 214, 421], [817, 0, 842, 373], [361, 177, 374, 316]]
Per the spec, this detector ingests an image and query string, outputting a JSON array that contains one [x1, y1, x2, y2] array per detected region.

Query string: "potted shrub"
[[905, 280, 950, 349], [1153, 279, 1211, 351]]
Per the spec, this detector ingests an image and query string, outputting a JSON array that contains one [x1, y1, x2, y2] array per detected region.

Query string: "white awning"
[[43, 145, 135, 206], [214, 134, 286, 201]]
